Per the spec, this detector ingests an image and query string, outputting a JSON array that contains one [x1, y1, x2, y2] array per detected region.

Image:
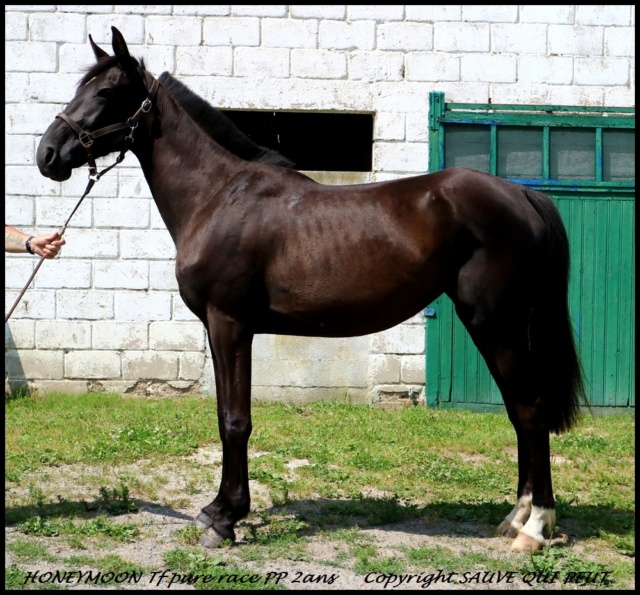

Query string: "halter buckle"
[[79, 131, 94, 148], [141, 98, 152, 113]]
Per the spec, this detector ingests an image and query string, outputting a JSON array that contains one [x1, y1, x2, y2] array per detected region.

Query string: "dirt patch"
[[5, 447, 632, 591]]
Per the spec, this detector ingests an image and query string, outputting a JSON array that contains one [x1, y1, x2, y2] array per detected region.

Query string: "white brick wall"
[[5, 5, 635, 402]]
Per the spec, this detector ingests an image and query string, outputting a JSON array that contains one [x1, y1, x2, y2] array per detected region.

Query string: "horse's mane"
[[157, 72, 294, 168]]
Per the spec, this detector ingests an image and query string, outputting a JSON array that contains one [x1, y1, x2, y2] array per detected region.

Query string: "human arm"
[[5, 225, 66, 259]]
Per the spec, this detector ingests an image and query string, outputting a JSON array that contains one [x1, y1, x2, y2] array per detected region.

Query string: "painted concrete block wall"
[[5, 5, 635, 402]]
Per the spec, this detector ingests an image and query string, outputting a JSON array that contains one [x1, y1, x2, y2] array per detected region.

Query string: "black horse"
[[36, 27, 586, 553]]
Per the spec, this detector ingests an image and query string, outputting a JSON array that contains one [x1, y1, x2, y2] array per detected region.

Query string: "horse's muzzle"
[[36, 141, 73, 182]]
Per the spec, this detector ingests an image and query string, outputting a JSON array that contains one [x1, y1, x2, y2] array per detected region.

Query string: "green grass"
[[5, 393, 635, 590], [6, 539, 58, 564], [351, 543, 406, 575], [5, 392, 215, 479], [19, 515, 140, 542], [5, 566, 27, 591]]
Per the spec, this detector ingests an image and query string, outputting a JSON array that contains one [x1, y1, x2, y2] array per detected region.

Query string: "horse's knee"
[[220, 415, 252, 443]]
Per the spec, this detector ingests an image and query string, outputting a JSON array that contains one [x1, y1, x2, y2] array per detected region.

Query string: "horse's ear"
[[111, 26, 145, 86], [89, 35, 109, 61], [111, 26, 132, 62]]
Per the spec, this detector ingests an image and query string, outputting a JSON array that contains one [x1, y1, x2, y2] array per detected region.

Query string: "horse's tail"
[[523, 188, 588, 433]]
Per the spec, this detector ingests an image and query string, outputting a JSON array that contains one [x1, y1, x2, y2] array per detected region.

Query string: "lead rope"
[[4, 144, 130, 324]]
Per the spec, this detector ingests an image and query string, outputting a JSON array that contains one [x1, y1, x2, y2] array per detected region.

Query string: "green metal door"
[[425, 94, 635, 412]]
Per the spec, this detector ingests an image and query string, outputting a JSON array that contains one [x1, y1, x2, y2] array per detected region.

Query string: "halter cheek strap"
[[56, 77, 159, 180]]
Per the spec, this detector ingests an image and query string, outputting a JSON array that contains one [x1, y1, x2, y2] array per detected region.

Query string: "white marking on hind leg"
[[519, 505, 555, 546], [497, 494, 532, 537]]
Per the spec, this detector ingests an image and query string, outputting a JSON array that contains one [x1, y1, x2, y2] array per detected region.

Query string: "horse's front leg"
[[194, 311, 253, 547]]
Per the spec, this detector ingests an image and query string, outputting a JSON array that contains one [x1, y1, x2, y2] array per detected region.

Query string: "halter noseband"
[[56, 77, 159, 180]]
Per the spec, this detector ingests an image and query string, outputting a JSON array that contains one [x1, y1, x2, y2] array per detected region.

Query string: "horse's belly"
[[262, 277, 443, 337]]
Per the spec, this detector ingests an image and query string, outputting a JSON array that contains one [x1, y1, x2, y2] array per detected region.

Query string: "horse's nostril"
[[45, 147, 56, 166]]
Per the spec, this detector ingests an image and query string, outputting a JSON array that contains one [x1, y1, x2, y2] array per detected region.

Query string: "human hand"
[[30, 232, 66, 259]]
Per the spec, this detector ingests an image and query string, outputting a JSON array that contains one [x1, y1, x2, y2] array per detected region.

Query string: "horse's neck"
[[133, 86, 240, 242]]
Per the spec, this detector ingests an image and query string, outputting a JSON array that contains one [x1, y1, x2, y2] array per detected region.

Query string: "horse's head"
[[37, 27, 153, 182]]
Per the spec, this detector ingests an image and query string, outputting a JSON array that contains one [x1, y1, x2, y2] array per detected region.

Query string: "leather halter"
[[56, 77, 159, 180]]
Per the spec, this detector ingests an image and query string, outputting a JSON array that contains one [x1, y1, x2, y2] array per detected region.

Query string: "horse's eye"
[[96, 88, 113, 100]]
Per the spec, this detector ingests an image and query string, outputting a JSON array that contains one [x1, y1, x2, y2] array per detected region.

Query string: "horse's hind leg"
[[195, 310, 253, 547], [453, 264, 554, 552], [461, 314, 555, 552], [489, 341, 555, 552]]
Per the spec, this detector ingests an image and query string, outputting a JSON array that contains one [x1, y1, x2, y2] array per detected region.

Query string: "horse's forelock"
[[77, 54, 146, 88]]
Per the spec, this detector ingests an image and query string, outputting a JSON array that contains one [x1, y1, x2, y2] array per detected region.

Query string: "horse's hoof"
[[198, 526, 235, 549], [497, 520, 520, 538], [199, 527, 225, 548], [194, 511, 213, 530], [511, 532, 544, 553]]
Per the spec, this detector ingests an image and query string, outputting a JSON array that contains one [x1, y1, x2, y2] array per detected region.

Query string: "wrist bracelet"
[[25, 236, 35, 255]]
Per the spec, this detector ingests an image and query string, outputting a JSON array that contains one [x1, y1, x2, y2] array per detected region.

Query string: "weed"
[[164, 496, 191, 509], [64, 535, 88, 549], [164, 547, 223, 573], [20, 515, 60, 536], [597, 530, 635, 556], [71, 517, 140, 542], [64, 554, 94, 565], [245, 516, 308, 546], [269, 485, 290, 507], [97, 483, 139, 515], [175, 525, 206, 546], [406, 544, 455, 566], [185, 479, 203, 495], [27, 484, 46, 509]]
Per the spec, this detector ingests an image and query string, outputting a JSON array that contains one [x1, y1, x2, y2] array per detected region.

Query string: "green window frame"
[[428, 91, 635, 193]]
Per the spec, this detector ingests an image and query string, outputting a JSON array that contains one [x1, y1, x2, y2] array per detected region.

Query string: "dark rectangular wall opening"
[[221, 111, 373, 172]]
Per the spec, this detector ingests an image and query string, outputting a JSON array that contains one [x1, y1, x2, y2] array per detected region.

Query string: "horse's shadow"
[[242, 496, 634, 544], [6, 495, 632, 548], [4, 498, 194, 527]]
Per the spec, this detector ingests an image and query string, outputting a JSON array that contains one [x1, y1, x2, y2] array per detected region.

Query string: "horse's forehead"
[[83, 66, 119, 86], [78, 57, 124, 88]]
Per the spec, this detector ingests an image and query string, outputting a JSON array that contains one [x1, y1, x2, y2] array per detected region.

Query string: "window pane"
[[444, 125, 490, 173], [603, 129, 635, 182], [550, 128, 595, 180], [497, 126, 542, 179]]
